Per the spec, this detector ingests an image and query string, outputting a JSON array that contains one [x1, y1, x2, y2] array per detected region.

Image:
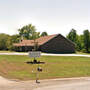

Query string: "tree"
[[41, 31, 48, 37], [89, 32, 90, 48], [67, 29, 77, 43], [66, 29, 85, 51], [76, 35, 84, 51], [18, 24, 37, 40], [0, 33, 9, 50], [6, 34, 20, 50], [30, 32, 40, 40], [83, 30, 90, 52]]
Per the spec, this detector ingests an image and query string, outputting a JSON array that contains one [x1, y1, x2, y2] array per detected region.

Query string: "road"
[[34, 78, 90, 90], [0, 76, 36, 90], [35, 82, 90, 90], [0, 76, 90, 90], [0, 52, 90, 57]]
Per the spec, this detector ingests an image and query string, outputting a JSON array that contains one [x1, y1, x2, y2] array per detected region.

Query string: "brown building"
[[13, 34, 75, 53]]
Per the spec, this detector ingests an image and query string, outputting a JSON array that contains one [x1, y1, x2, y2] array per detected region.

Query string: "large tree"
[[67, 29, 82, 51], [18, 24, 39, 40], [67, 29, 77, 43], [83, 30, 90, 52]]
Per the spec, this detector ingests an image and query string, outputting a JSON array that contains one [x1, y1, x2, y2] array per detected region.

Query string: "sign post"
[[28, 51, 43, 83]]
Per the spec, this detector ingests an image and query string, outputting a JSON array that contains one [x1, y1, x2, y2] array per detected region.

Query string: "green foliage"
[[0, 33, 20, 51], [83, 30, 90, 52], [18, 24, 40, 40], [0, 33, 9, 50], [7, 34, 20, 50], [67, 29, 77, 43], [75, 35, 84, 51], [41, 31, 48, 37], [30, 32, 40, 40], [67, 29, 79, 51], [67, 29, 90, 53], [11, 34, 20, 43]]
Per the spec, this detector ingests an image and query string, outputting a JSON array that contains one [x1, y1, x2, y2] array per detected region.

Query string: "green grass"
[[0, 55, 90, 80], [76, 51, 90, 55], [0, 50, 28, 53], [0, 50, 15, 53]]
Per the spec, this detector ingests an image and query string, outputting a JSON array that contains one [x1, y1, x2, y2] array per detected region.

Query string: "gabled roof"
[[13, 34, 58, 46], [36, 34, 58, 45], [13, 34, 75, 47]]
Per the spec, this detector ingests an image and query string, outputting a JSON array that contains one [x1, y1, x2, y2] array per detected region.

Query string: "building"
[[13, 34, 75, 53]]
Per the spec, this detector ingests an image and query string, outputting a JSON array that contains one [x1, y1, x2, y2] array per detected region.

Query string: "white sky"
[[0, 0, 90, 36]]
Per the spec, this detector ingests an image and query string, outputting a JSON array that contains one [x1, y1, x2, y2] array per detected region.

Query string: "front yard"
[[0, 55, 90, 80]]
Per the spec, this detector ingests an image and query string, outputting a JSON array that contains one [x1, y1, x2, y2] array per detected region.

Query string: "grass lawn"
[[76, 51, 90, 55], [0, 55, 90, 80], [0, 51, 15, 53], [0, 50, 28, 53]]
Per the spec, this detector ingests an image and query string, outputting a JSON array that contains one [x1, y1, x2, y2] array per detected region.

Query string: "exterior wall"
[[14, 46, 40, 52], [14, 46, 34, 52], [23, 46, 34, 52], [40, 35, 75, 53]]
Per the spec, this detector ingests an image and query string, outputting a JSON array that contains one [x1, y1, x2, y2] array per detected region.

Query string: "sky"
[[0, 0, 90, 36]]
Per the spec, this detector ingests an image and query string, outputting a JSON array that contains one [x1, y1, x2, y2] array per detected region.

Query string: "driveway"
[[0, 52, 90, 57]]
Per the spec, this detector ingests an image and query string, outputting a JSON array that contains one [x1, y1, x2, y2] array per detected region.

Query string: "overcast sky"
[[0, 0, 90, 36]]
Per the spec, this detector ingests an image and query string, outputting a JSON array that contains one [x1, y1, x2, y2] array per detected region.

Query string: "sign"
[[29, 51, 41, 58]]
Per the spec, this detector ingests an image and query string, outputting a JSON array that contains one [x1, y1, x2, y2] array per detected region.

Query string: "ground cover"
[[76, 51, 90, 55], [0, 55, 90, 80], [0, 51, 15, 53]]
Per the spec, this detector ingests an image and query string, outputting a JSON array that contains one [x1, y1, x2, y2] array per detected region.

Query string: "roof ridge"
[[35, 34, 59, 45]]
